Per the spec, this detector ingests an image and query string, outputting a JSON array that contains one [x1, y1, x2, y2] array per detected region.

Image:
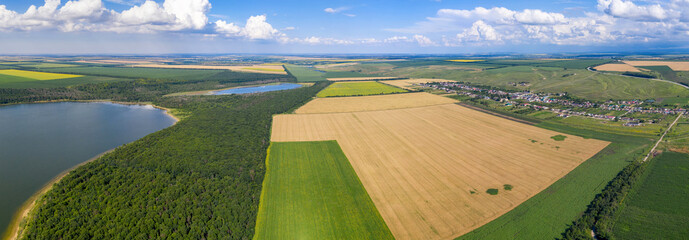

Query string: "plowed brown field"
[[294, 92, 457, 114], [272, 104, 609, 240]]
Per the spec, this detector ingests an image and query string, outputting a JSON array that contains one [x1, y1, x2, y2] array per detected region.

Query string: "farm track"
[[643, 113, 684, 162]]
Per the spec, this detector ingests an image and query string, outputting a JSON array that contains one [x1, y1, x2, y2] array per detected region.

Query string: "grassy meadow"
[[316, 81, 407, 97], [254, 141, 393, 240], [612, 152, 689, 239], [284, 65, 327, 82]]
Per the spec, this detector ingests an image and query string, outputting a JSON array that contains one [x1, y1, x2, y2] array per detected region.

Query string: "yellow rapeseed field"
[[0, 69, 82, 80]]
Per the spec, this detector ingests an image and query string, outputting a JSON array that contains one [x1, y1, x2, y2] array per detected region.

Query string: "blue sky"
[[0, 0, 687, 54]]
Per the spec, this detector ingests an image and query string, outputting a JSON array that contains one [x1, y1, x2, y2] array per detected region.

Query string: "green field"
[[612, 152, 689, 239], [0, 75, 128, 89], [254, 141, 393, 240], [316, 81, 407, 97], [322, 70, 380, 78], [18, 63, 80, 68], [39, 67, 224, 80], [284, 65, 327, 82], [457, 123, 651, 240]]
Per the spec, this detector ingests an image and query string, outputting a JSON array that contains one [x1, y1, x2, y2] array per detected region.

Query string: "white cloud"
[[514, 9, 567, 25], [597, 0, 670, 21], [324, 7, 349, 14], [0, 0, 211, 33], [58, 0, 105, 20], [384, 36, 410, 43], [215, 15, 284, 40], [117, 1, 174, 26], [324, 6, 354, 17], [413, 34, 436, 46], [162, 0, 210, 30], [242, 15, 282, 39], [454, 20, 501, 44]]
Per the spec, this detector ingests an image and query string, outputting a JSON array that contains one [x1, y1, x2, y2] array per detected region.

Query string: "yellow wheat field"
[[623, 61, 689, 71], [381, 78, 456, 90], [593, 63, 641, 72], [272, 104, 609, 240], [130, 64, 287, 74], [294, 92, 457, 114]]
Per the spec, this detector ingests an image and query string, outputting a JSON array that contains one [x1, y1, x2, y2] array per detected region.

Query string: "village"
[[423, 81, 688, 127]]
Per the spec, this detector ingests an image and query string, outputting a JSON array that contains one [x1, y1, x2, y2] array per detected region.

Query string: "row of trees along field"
[[20, 81, 329, 239], [560, 160, 647, 240], [0, 71, 292, 104]]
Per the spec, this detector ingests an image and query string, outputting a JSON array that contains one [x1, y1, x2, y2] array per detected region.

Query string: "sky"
[[0, 0, 688, 54]]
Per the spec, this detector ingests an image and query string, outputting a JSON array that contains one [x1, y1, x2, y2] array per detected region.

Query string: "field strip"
[[381, 78, 457, 90], [130, 64, 287, 74], [0, 70, 82, 80], [254, 141, 394, 240], [624, 61, 689, 71], [593, 63, 641, 72], [327, 77, 400, 81], [295, 92, 457, 114], [272, 104, 609, 239]]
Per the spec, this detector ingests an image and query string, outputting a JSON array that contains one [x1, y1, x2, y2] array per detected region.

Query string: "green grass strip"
[[316, 81, 407, 97], [254, 141, 394, 240]]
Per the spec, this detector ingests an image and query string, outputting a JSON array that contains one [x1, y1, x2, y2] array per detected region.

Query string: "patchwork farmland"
[[271, 94, 609, 239]]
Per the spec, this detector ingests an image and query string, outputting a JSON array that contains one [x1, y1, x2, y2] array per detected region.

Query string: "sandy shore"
[[1, 101, 180, 240]]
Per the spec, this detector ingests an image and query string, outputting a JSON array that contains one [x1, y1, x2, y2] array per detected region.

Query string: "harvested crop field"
[[0, 69, 82, 80], [593, 63, 641, 72], [381, 78, 456, 90], [326, 77, 399, 81], [131, 64, 287, 74], [316, 81, 407, 97], [272, 104, 609, 240], [295, 92, 457, 114], [624, 61, 689, 71]]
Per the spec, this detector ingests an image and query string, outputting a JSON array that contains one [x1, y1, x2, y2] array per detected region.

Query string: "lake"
[[0, 102, 176, 233], [212, 83, 302, 95]]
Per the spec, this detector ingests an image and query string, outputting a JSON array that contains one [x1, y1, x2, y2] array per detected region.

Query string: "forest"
[[13, 68, 329, 239]]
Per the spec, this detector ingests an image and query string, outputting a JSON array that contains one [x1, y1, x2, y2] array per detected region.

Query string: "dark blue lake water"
[[0, 102, 176, 233], [212, 83, 302, 95]]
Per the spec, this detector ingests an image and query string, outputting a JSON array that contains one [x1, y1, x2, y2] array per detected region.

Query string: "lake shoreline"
[[0, 101, 180, 240]]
